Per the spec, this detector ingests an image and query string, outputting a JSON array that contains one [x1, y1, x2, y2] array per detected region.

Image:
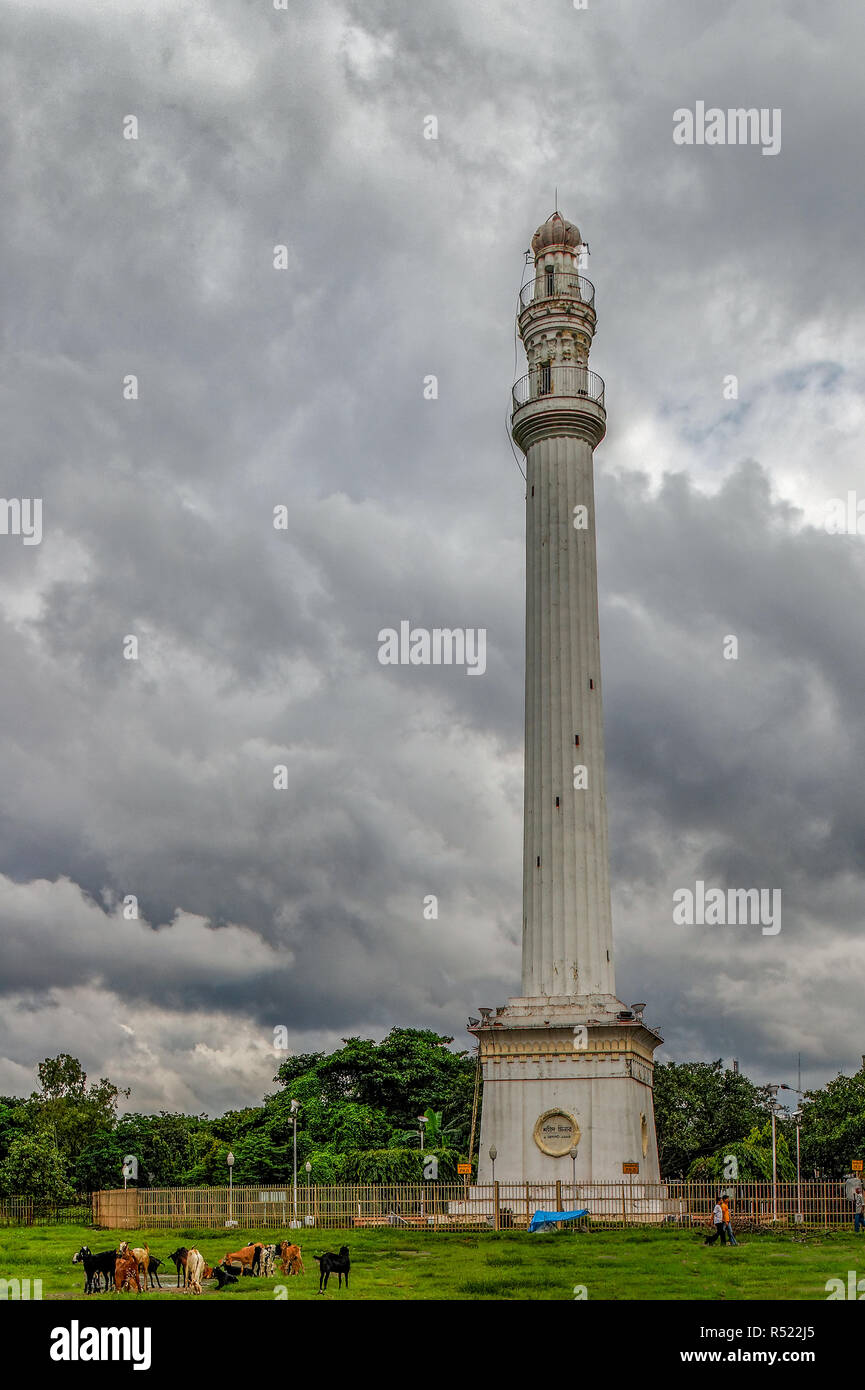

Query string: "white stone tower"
[[470, 212, 663, 1184]]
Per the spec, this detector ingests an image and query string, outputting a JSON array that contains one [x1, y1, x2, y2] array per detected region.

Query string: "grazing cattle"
[[314, 1246, 350, 1293], [279, 1242, 304, 1277], [114, 1250, 143, 1293], [145, 1254, 164, 1289], [185, 1247, 206, 1295], [168, 1247, 189, 1287], [212, 1264, 238, 1289], [72, 1245, 117, 1295]]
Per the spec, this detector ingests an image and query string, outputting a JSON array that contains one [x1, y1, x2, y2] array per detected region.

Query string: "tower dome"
[[531, 211, 581, 253]]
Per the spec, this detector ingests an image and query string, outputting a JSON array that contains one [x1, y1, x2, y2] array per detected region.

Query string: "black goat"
[[212, 1264, 238, 1290], [314, 1245, 350, 1293], [72, 1245, 117, 1294]]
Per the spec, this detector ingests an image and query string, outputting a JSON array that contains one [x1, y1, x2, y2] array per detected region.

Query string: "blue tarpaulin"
[[529, 1208, 589, 1233]]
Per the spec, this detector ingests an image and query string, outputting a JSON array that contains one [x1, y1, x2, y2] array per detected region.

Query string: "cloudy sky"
[[1, 0, 864, 1115]]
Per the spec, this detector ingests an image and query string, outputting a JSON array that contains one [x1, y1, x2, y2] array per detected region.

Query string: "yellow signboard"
[[457, 1163, 472, 1175], [622, 1162, 639, 1175], [852, 1160, 863, 1172]]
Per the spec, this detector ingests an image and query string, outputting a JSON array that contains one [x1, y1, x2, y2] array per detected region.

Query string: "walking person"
[[721, 1196, 738, 1245], [854, 1185, 864, 1233], [704, 1197, 726, 1245]]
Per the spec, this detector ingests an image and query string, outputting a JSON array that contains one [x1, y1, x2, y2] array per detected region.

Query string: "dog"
[[314, 1245, 350, 1293]]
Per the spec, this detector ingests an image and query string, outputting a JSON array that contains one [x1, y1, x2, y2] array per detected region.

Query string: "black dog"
[[314, 1246, 350, 1293], [212, 1264, 239, 1290]]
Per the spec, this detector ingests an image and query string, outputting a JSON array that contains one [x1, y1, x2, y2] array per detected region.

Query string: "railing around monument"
[[512, 366, 605, 413], [518, 272, 596, 311], [91, 1180, 857, 1231]]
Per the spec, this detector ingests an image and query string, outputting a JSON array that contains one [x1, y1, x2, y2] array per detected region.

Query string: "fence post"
[[525, 1181, 530, 1231], [493, 1180, 500, 1231], [556, 1179, 563, 1230]]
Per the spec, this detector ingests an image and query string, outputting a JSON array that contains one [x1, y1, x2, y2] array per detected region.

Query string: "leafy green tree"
[[798, 1071, 865, 1176], [275, 1027, 473, 1138], [72, 1130, 126, 1192], [0, 1099, 27, 1167], [28, 1054, 128, 1177], [0, 1132, 75, 1201], [653, 1060, 773, 1176], [391, 1107, 462, 1150], [342, 1147, 459, 1182], [686, 1121, 796, 1181]]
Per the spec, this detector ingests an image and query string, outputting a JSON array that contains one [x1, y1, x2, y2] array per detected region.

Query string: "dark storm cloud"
[[1, 0, 864, 1107]]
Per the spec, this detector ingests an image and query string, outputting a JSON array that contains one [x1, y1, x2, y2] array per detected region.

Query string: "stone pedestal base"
[[470, 995, 663, 1184]]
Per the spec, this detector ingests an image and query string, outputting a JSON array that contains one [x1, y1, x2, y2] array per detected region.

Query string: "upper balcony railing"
[[518, 272, 595, 312], [512, 365, 605, 413]]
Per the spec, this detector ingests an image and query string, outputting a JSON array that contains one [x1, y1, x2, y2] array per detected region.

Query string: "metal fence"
[[518, 272, 596, 311], [90, 1180, 861, 1232], [0, 1196, 92, 1227], [512, 366, 606, 411]]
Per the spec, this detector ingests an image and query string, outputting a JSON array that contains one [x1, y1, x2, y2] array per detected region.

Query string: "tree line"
[[1, 1031, 863, 1199]]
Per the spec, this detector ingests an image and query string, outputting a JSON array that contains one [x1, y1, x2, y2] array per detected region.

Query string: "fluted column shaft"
[[521, 433, 615, 997]]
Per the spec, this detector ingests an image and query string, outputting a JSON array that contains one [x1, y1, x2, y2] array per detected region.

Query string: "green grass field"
[[1, 1224, 862, 1300]]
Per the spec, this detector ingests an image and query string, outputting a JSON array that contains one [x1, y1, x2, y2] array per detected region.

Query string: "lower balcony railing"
[[512, 365, 605, 413]]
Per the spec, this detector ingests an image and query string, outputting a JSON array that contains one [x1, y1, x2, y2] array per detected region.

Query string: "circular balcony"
[[518, 272, 595, 312], [511, 365, 606, 453], [513, 366, 605, 410]]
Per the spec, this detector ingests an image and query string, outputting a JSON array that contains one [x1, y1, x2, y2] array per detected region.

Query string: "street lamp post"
[[305, 1159, 312, 1223], [767, 1086, 780, 1223], [489, 1144, 497, 1185], [778, 1100, 784, 1223], [569, 1145, 579, 1198], [418, 1115, 428, 1150], [227, 1150, 235, 1227], [777, 1081, 807, 1224], [290, 1099, 300, 1225], [792, 1111, 803, 1222]]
